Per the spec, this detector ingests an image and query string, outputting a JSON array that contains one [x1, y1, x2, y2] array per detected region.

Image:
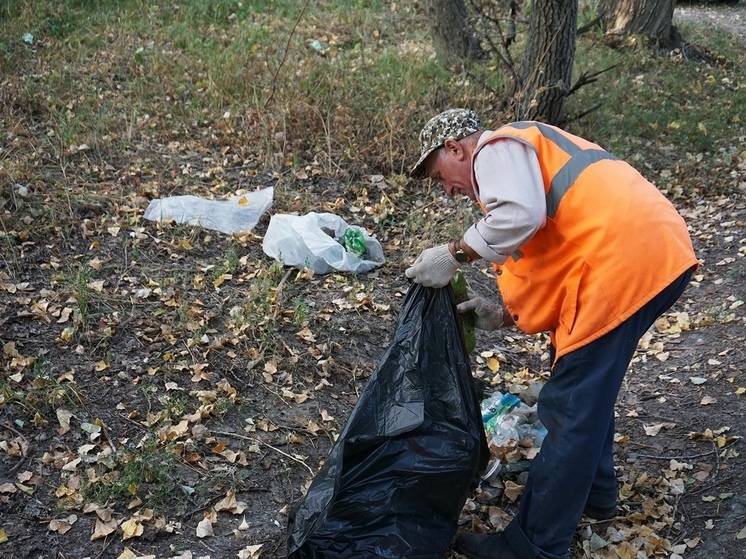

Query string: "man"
[[406, 109, 697, 559]]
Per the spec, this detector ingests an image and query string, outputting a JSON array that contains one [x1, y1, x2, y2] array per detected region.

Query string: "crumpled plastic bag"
[[287, 284, 488, 558], [143, 187, 273, 235], [262, 212, 384, 274]]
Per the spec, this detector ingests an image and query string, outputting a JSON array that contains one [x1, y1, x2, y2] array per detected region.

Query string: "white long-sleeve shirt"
[[463, 132, 546, 263]]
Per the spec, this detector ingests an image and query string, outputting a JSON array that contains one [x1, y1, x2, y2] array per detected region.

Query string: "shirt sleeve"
[[463, 139, 546, 263]]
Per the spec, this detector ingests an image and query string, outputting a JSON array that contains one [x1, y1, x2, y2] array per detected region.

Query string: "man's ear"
[[443, 138, 465, 161]]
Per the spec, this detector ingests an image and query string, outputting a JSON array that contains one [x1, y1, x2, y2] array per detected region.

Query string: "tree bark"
[[515, 0, 577, 124], [599, 0, 679, 46], [424, 0, 484, 64]]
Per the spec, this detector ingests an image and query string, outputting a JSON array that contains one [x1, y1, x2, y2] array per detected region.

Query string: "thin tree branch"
[[264, 0, 310, 109], [566, 63, 619, 96]]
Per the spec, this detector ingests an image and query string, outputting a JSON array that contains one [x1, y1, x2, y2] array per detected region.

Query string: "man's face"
[[424, 139, 476, 200]]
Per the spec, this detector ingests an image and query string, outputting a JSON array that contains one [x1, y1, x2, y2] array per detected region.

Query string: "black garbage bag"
[[287, 284, 488, 558]]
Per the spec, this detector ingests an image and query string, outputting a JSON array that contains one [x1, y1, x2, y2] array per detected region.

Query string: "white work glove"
[[405, 244, 459, 288], [457, 297, 504, 330]]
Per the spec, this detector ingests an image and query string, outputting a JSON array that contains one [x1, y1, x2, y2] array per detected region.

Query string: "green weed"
[[83, 437, 178, 508], [65, 265, 92, 326]]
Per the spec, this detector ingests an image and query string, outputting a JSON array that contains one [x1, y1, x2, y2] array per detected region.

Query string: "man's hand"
[[405, 244, 459, 288], [457, 297, 504, 330]]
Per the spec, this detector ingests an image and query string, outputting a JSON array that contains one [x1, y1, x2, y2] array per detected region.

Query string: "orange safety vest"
[[472, 121, 697, 363]]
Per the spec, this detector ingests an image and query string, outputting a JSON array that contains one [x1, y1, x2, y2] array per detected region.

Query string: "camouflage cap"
[[410, 108, 482, 178]]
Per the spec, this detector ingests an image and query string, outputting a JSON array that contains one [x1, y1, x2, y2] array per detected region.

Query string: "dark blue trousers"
[[505, 269, 693, 559]]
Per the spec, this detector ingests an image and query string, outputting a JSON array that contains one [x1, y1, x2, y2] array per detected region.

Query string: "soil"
[[2, 170, 743, 558]]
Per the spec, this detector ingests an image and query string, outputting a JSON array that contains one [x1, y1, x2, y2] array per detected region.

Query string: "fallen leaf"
[[88, 280, 105, 293], [504, 480, 524, 502], [644, 423, 664, 436], [214, 490, 247, 515], [196, 517, 213, 538], [700, 395, 717, 405], [57, 307, 73, 324], [49, 514, 78, 534], [0, 528, 6, 543], [296, 327, 316, 343], [689, 376, 708, 385], [737, 526, 746, 539], [237, 544, 263, 559], [121, 517, 144, 540], [486, 357, 500, 372], [56, 409, 73, 435], [91, 517, 118, 540]]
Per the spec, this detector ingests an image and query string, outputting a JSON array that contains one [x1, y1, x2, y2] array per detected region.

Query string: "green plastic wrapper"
[[341, 228, 367, 257], [451, 271, 476, 354]]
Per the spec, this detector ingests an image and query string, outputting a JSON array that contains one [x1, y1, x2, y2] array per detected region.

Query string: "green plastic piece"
[[341, 228, 367, 257], [451, 271, 476, 353]]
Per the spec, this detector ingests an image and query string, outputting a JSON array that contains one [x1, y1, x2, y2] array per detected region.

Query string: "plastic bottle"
[[482, 393, 521, 435]]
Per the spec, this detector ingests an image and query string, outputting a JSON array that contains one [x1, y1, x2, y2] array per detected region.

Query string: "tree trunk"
[[599, 0, 679, 46], [515, 0, 577, 124], [424, 0, 484, 64]]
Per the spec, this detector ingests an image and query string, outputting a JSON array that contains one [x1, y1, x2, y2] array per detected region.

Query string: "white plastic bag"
[[143, 187, 273, 235], [262, 212, 385, 274]]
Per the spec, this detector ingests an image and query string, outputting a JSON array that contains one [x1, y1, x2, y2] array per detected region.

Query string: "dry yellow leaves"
[[213, 273, 232, 288], [195, 516, 214, 538], [158, 419, 189, 442], [121, 517, 144, 540], [56, 307, 73, 324], [214, 490, 247, 515], [504, 480, 524, 502], [49, 514, 78, 534], [88, 280, 105, 293], [56, 408, 73, 435], [59, 326, 75, 343], [91, 517, 118, 540], [296, 327, 316, 343], [486, 357, 500, 373], [237, 544, 263, 559]]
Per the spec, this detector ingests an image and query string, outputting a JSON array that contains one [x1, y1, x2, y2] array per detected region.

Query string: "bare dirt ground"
[[2, 172, 744, 558]]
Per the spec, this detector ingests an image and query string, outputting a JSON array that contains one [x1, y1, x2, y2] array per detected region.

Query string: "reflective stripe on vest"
[[511, 121, 618, 218]]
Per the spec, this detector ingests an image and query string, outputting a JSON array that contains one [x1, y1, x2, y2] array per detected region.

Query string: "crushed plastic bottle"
[[481, 392, 521, 435], [340, 227, 367, 257]]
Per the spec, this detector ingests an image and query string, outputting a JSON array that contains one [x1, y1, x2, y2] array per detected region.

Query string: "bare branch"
[[566, 63, 619, 96], [264, 0, 310, 109]]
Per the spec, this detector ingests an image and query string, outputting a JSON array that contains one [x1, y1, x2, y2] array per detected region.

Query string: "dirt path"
[[675, 4, 746, 43]]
